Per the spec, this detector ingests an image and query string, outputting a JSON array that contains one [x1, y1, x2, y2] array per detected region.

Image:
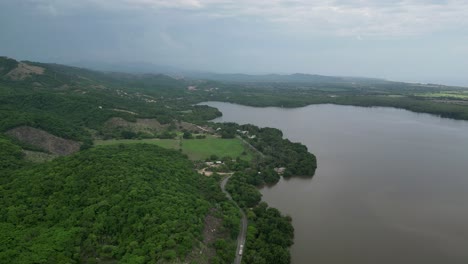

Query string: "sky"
[[1, 0, 468, 85]]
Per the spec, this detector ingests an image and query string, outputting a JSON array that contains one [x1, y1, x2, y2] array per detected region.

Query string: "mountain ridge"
[[3, 56, 466, 88]]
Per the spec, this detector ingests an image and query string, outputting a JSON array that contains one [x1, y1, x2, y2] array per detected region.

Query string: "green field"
[[415, 91, 468, 100], [181, 137, 252, 160], [95, 138, 180, 149], [94, 136, 253, 161]]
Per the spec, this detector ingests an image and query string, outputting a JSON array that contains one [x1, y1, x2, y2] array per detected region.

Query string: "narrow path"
[[220, 175, 248, 264], [196, 125, 211, 133], [236, 135, 265, 158]]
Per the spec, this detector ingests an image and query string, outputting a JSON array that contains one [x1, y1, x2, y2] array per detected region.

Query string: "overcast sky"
[[1, 0, 468, 85]]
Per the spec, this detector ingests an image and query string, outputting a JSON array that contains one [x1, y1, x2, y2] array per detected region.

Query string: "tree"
[[183, 131, 193, 139]]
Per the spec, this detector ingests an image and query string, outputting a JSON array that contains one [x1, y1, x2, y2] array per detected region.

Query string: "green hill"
[[0, 57, 221, 149], [0, 144, 235, 263], [0, 57, 250, 264]]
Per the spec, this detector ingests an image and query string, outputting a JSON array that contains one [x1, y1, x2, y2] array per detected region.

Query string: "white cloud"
[[25, 0, 468, 37], [120, 0, 203, 9], [199, 0, 468, 37]]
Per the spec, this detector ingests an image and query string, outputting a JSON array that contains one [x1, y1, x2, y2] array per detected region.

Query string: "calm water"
[[204, 102, 468, 264]]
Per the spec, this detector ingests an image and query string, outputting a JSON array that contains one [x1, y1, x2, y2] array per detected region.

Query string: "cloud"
[[2, 0, 467, 84], [22, 0, 468, 38]]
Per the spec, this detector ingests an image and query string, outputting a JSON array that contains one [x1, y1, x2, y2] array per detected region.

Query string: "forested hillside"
[[0, 144, 237, 263], [0, 57, 221, 150], [0, 57, 243, 262]]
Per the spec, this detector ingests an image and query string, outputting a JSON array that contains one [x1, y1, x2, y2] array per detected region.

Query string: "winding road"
[[220, 175, 248, 264]]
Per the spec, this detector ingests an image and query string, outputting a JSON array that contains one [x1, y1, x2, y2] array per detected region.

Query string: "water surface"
[[205, 102, 468, 264]]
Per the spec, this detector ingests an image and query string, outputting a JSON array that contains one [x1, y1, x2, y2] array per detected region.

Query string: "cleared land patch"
[[6, 62, 45, 80], [415, 91, 468, 100], [6, 126, 81, 155], [182, 137, 252, 161], [95, 136, 253, 161], [95, 138, 180, 149]]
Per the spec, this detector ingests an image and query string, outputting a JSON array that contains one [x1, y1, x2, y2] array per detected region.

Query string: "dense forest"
[[244, 203, 294, 264], [225, 172, 294, 264], [213, 122, 317, 180], [0, 135, 25, 175], [0, 144, 239, 263]]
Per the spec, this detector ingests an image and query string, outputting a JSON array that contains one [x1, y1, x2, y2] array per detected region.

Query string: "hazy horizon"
[[2, 1, 468, 86]]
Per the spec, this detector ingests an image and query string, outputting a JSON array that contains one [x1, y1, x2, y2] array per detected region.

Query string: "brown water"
[[205, 102, 468, 264]]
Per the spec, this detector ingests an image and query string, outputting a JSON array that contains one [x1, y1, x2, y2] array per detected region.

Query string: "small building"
[[236, 129, 249, 135], [274, 167, 286, 175]]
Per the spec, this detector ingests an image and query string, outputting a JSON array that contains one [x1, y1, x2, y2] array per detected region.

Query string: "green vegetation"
[[95, 138, 180, 149], [0, 144, 239, 263], [181, 136, 252, 161], [214, 123, 317, 180], [22, 150, 58, 163], [196, 77, 468, 121], [7, 56, 468, 264], [414, 90, 468, 100], [95, 136, 254, 161], [214, 121, 317, 263], [226, 171, 294, 263], [208, 90, 468, 120], [0, 58, 222, 148], [0, 135, 25, 176], [244, 203, 294, 264], [0, 57, 19, 76], [90, 123, 313, 264]]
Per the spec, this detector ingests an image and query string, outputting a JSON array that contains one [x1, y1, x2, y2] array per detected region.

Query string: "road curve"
[[221, 175, 248, 264]]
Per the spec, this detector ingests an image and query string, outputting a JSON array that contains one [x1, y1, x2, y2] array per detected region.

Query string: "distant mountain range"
[[69, 60, 392, 85], [2, 56, 463, 88], [182, 72, 391, 84], [69, 61, 183, 75]]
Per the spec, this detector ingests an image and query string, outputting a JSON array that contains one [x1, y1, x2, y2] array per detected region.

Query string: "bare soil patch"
[[203, 209, 223, 246], [6, 62, 45, 80], [103, 117, 168, 134], [178, 121, 214, 134], [104, 118, 214, 135], [6, 126, 81, 155], [185, 208, 224, 264]]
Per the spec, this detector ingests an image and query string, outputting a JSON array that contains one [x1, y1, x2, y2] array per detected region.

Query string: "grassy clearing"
[[182, 137, 252, 161], [94, 136, 253, 161], [415, 91, 468, 100], [385, 94, 405, 98], [94, 139, 180, 150]]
